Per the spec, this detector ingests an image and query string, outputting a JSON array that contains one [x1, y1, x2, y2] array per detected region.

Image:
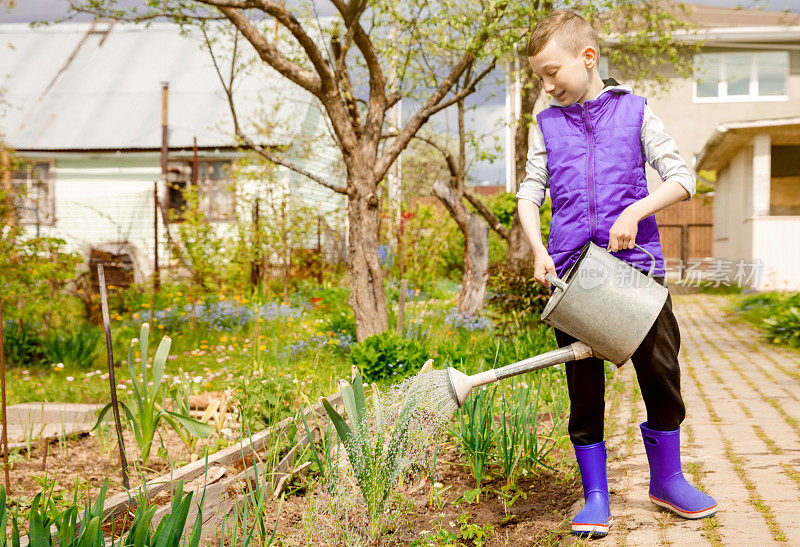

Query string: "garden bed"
[[256, 441, 579, 545]]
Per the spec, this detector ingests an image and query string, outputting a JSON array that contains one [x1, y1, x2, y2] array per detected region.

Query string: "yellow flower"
[[142, 303, 150, 309], [220, 335, 228, 343], [158, 324, 165, 330], [176, 291, 183, 297], [259, 344, 266, 351], [470, 336, 477, 343]]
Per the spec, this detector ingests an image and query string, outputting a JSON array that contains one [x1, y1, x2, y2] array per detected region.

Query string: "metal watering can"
[[445, 241, 669, 407]]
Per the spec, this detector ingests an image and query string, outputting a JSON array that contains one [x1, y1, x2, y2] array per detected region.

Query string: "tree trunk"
[[347, 168, 389, 342], [432, 179, 488, 315], [506, 58, 543, 262], [460, 214, 489, 314]]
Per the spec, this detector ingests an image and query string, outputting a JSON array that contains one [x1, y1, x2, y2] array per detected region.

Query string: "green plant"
[[41, 326, 102, 367], [94, 323, 214, 465], [322, 370, 432, 536], [486, 260, 551, 335], [1, 319, 43, 366], [123, 480, 203, 546], [234, 372, 299, 433], [497, 383, 527, 485], [764, 306, 800, 347], [166, 370, 219, 457], [217, 460, 284, 546], [0, 478, 202, 547], [454, 386, 496, 492], [323, 311, 357, 340], [457, 513, 494, 546], [301, 408, 342, 496], [349, 330, 428, 382], [521, 369, 569, 472]]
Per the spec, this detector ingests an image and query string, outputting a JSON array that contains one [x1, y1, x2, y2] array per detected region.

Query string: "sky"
[[2, 0, 798, 184]]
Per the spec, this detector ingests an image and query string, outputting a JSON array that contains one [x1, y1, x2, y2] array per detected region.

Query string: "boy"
[[516, 10, 718, 538]]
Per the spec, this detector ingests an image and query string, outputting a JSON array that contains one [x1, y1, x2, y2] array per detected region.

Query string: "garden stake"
[[0, 299, 9, 492], [397, 279, 407, 335], [97, 264, 130, 489]]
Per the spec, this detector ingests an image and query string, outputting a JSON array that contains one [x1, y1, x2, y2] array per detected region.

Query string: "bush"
[[41, 327, 102, 367], [2, 319, 43, 366], [486, 260, 551, 335], [349, 331, 429, 383], [764, 306, 800, 347]]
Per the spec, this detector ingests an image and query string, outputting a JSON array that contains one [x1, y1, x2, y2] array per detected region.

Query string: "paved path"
[[593, 294, 800, 546]]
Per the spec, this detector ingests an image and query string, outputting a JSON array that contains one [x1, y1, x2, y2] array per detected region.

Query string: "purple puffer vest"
[[537, 88, 665, 278]]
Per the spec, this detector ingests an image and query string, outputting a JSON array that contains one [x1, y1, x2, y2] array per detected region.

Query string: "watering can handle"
[[545, 273, 569, 291], [610, 243, 657, 278]]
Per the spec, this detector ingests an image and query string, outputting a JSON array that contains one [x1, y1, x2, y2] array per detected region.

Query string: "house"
[[0, 20, 345, 282], [695, 117, 800, 291], [505, 2, 800, 284]]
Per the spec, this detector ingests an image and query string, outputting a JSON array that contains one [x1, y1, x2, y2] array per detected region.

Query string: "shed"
[[695, 117, 800, 290]]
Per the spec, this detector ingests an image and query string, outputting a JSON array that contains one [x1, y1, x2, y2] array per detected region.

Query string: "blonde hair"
[[527, 10, 599, 59]]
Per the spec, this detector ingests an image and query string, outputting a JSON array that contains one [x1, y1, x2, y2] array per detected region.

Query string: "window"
[[693, 51, 788, 102], [770, 145, 800, 216], [11, 161, 54, 225], [166, 160, 235, 222]]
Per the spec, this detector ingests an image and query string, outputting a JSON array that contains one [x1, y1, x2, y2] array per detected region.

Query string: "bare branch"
[[464, 190, 509, 239], [374, 54, 497, 182], [244, 137, 348, 194], [198, 3, 323, 95], [201, 24, 347, 195]]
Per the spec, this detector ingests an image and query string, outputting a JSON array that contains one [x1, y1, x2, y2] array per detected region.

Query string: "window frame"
[[165, 159, 236, 223], [10, 159, 56, 226], [692, 50, 789, 103]]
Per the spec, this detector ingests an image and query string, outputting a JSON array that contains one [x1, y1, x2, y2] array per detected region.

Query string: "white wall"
[[713, 145, 753, 264], [752, 217, 800, 290]]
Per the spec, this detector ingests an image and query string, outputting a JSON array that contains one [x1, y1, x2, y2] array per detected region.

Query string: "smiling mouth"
[[555, 90, 566, 100]]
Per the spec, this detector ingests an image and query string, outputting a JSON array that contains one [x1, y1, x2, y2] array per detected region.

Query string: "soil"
[[7, 427, 193, 504], [257, 443, 581, 546]]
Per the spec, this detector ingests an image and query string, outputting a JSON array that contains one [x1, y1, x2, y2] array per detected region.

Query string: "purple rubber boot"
[[640, 422, 718, 519], [572, 441, 613, 537]]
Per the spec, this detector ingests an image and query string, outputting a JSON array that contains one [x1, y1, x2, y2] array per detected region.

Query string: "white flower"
[[66, 376, 74, 382]]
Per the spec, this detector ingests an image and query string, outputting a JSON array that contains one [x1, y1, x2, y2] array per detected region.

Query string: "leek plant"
[[94, 323, 214, 465], [321, 371, 430, 536], [454, 386, 496, 494], [497, 382, 527, 487]]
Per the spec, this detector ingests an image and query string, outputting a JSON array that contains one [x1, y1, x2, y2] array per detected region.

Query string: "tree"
[[67, 0, 510, 341]]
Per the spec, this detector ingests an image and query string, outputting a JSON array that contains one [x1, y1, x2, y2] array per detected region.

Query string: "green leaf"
[[150, 335, 172, 400], [351, 371, 367, 431], [91, 403, 113, 431], [139, 323, 150, 391], [322, 398, 353, 447], [126, 340, 142, 408], [163, 410, 214, 438]]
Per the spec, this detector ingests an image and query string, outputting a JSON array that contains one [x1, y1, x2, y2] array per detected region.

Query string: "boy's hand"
[[607, 209, 639, 252], [533, 247, 557, 288]]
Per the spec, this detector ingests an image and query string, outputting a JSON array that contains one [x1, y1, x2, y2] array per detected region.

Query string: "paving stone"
[[591, 294, 800, 545]]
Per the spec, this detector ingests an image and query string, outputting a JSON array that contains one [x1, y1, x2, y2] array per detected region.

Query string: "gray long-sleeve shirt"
[[515, 82, 695, 207]]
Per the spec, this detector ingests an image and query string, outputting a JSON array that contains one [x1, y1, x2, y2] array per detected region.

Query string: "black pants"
[[553, 276, 686, 446]]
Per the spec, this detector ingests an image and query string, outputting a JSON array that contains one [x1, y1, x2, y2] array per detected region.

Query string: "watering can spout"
[[445, 341, 596, 408]]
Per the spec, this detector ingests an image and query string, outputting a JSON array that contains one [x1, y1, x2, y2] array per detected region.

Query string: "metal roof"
[[695, 116, 800, 171], [0, 21, 312, 151]]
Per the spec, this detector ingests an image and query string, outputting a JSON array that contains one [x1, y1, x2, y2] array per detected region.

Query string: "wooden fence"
[[654, 193, 714, 279]]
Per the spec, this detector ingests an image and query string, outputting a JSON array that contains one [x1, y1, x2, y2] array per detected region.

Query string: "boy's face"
[[529, 37, 599, 107]]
